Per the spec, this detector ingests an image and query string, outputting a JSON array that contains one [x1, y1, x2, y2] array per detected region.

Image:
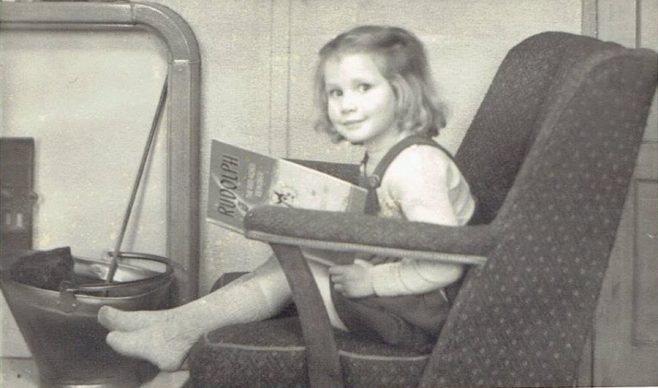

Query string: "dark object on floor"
[[8, 247, 74, 291]]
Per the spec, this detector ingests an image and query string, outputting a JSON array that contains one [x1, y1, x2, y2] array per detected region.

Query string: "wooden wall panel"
[[633, 179, 658, 345], [639, 0, 658, 142], [593, 1, 658, 385]]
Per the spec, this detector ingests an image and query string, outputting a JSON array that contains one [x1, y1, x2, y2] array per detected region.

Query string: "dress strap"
[[361, 135, 455, 215]]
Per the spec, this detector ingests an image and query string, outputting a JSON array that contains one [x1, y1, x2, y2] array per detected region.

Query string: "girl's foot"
[[97, 305, 174, 332], [105, 322, 199, 371]]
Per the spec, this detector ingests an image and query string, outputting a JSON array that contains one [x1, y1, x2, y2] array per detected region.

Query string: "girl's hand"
[[329, 259, 375, 298]]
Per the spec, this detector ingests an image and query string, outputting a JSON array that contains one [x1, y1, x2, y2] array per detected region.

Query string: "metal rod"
[[105, 76, 169, 284]]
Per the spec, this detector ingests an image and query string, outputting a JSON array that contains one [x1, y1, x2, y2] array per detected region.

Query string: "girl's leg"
[[98, 255, 347, 371], [97, 268, 269, 333], [98, 255, 292, 371]]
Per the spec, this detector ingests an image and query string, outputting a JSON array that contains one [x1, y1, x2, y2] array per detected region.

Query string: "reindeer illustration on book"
[[272, 184, 298, 208]]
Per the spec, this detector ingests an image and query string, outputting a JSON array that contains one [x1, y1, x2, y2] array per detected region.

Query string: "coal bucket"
[[1, 252, 174, 388]]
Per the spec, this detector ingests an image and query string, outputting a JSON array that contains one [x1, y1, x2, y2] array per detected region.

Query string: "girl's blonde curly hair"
[[313, 25, 447, 142]]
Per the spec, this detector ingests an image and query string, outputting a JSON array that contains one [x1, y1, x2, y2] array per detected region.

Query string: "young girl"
[[98, 25, 476, 371]]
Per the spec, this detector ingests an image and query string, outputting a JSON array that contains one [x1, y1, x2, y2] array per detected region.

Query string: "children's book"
[[206, 140, 367, 265]]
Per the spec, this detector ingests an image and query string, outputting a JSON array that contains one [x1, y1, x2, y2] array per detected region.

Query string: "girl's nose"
[[340, 94, 357, 113]]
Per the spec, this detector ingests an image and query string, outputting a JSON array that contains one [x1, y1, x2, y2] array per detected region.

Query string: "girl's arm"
[[331, 146, 471, 298]]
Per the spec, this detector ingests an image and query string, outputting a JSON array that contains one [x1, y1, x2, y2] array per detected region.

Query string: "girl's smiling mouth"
[[342, 119, 365, 129]]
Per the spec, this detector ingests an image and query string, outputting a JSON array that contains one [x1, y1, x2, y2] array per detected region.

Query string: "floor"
[[0, 358, 189, 387]]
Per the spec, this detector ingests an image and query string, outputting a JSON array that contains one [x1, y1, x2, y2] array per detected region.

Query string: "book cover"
[[206, 140, 366, 265]]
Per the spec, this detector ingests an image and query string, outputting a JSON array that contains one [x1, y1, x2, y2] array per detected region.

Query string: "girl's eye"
[[327, 89, 342, 98], [357, 83, 371, 93]]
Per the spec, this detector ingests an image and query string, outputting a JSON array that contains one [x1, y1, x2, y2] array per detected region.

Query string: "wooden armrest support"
[[269, 243, 343, 388]]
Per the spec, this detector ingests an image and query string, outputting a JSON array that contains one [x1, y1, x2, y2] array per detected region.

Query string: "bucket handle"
[[58, 281, 79, 313], [54, 252, 174, 313]]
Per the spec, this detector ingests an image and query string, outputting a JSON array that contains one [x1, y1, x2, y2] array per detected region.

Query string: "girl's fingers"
[[330, 274, 343, 283]]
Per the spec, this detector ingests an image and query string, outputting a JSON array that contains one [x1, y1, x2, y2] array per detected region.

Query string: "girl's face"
[[324, 53, 399, 150]]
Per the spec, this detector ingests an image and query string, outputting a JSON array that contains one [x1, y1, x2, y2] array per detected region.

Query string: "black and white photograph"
[[0, 1, 656, 387]]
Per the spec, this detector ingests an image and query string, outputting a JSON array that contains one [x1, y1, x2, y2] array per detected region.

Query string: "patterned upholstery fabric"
[[244, 206, 496, 255], [424, 33, 658, 387], [187, 32, 657, 387], [188, 317, 429, 387]]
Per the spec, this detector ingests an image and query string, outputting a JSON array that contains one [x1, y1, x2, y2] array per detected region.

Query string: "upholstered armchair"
[[187, 32, 657, 387]]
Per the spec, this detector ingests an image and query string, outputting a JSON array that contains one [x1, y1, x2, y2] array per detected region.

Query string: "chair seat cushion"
[[188, 317, 430, 387]]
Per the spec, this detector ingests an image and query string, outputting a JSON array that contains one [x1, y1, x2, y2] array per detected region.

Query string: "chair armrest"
[[246, 205, 498, 387], [245, 204, 497, 386], [244, 206, 498, 265]]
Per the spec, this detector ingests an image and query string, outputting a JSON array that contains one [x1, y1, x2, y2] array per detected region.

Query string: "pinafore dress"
[[330, 135, 476, 352]]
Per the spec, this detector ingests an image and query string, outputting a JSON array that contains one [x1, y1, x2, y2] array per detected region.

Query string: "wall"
[[0, 0, 601, 358], [0, 30, 169, 258]]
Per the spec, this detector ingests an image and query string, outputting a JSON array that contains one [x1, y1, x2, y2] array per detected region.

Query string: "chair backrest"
[[455, 32, 653, 225], [424, 32, 657, 387]]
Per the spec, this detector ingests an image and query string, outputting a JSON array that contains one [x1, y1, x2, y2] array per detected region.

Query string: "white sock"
[[100, 257, 292, 371]]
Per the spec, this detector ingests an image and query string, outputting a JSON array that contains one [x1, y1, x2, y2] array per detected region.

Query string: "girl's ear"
[[387, 76, 407, 126], [387, 75, 401, 99]]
